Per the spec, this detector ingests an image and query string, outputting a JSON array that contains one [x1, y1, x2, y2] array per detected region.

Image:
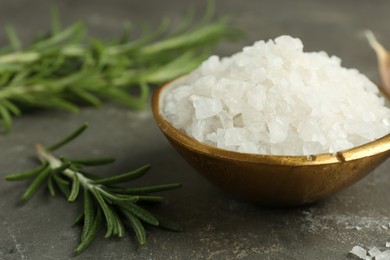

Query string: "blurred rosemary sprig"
[[0, 4, 241, 133], [5, 123, 182, 254]]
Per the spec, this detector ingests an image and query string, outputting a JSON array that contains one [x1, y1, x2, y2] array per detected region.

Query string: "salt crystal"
[[386, 242, 390, 248], [162, 35, 390, 155], [238, 142, 258, 154], [382, 225, 389, 230], [267, 117, 289, 143], [348, 246, 369, 259], [346, 226, 362, 231], [224, 128, 248, 146], [368, 247, 381, 257], [191, 96, 222, 120], [375, 250, 390, 260]]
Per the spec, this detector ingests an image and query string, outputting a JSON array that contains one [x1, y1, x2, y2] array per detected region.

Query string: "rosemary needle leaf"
[[5, 162, 48, 181], [22, 166, 51, 201], [32, 22, 83, 51], [117, 218, 125, 238], [53, 174, 71, 198], [75, 208, 102, 254], [119, 202, 159, 226], [82, 189, 95, 240], [136, 195, 164, 203], [70, 157, 115, 166], [53, 172, 70, 185], [111, 209, 121, 236], [50, 7, 61, 34], [71, 89, 101, 107], [99, 189, 139, 202], [5, 25, 21, 51], [139, 81, 150, 101], [72, 212, 84, 227], [47, 175, 56, 196], [114, 212, 125, 238], [91, 188, 115, 238], [47, 122, 88, 151], [0, 104, 12, 133], [2, 99, 21, 116], [155, 216, 183, 232], [103, 88, 147, 110], [68, 173, 80, 202], [92, 164, 151, 185], [122, 210, 146, 245], [108, 183, 182, 195]]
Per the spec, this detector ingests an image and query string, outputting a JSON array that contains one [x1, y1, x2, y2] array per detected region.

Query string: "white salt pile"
[[162, 35, 390, 155]]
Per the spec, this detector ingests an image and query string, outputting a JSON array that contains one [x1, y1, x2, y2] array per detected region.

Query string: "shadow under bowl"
[[152, 77, 390, 207]]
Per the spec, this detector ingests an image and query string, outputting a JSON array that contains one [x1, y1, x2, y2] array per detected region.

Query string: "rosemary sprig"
[[5, 123, 182, 254], [0, 4, 241, 133]]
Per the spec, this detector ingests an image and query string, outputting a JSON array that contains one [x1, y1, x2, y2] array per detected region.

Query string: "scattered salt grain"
[[386, 242, 390, 248], [348, 246, 369, 259], [347, 226, 362, 231], [375, 250, 390, 260], [162, 35, 390, 155], [368, 247, 381, 257]]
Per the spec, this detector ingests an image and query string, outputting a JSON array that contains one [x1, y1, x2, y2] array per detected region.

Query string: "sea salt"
[[162, 35, 390, 155], [348, 246, 369, 259], [368, 247, 381, 257], [375, 250, 390, 260]]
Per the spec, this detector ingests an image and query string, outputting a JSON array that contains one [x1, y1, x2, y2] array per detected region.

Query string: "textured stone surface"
[[1, 0, 390, 259]]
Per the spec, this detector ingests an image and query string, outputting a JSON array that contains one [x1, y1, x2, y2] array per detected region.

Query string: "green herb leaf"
[[118, 202, 159, 226], [155, 216, 183, 232], [69, 157, 115, 166], [0, 104, 12, 133], [47, 123, 88, 151], [47, 175, 56, 196], [68, 173, 80, 202], [122, 210, 146, 245], [81, 189, 95, 239], [92, 164, 151, 185], [72, 211, 84, 226], [53, 173, 71, 197], [75, 208, 102, 254], [108, 183, 182, 195], [5, 163, 48, 181], [5, 25, 21, 51], [91, 188, 115, 238], [22, 166, 51, 200]]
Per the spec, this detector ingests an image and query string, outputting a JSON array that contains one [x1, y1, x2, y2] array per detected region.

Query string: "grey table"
[[1, 0, 390, 259]]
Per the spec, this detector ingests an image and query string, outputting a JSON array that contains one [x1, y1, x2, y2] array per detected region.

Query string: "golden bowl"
[[151, 77, 390, 207]]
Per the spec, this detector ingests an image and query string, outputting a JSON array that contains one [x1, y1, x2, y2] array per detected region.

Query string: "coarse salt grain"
[[375, 250, 390, 260], [368, 247, 381, 257], [348, 246, 369, 259], [162, 35, 390, 155]]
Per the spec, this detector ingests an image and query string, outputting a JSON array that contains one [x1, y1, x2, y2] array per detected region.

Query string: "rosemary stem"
[[36, 144, 93, 190], [0, 51, 40, 63], [0, 84, 47, 100]]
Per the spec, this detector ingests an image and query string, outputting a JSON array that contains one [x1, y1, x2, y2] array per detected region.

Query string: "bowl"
[[151, 77, 390, 207]]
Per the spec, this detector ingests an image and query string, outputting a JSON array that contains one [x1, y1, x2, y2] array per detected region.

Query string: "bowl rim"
[[152, 77, 390, 166]]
